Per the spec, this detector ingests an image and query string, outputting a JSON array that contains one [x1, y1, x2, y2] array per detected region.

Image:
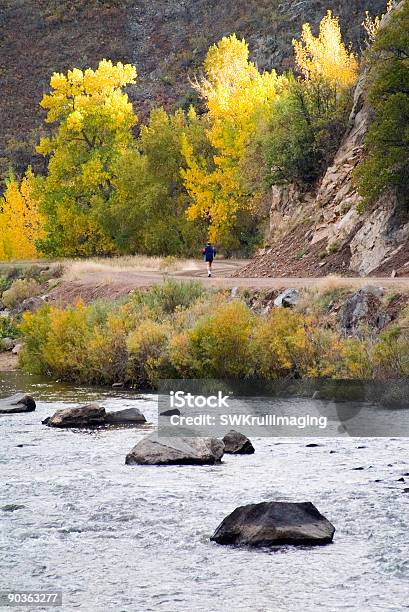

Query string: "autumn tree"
[[36, 59, 137, 256], [293, 10, 358, 110], [181, 34, 285, 249], [356, 0, 409, 206], [0, 168, 44, 260], [259, 12, 358, 187], [106, 107, 209, 256]]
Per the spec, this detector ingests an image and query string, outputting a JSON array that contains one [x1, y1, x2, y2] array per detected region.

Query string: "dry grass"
[[61, 255, 201, 281]]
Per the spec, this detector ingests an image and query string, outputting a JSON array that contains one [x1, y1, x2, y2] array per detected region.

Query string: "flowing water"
[[1, 371, 409, 611]]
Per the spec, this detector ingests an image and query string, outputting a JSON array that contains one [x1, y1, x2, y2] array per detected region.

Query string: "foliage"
[[181, 34, 284, 248], [0, 316, 18, 342], [1, 278, 42, 308], [127, 319, 172, 386], [107, 107, 208, 256], [0, 169, 44, 260], [17, 281, 409, 386], [355, 1, 409, 206], [35, 60, 137, 256], [260, 12, 357, 187], [131, 279, 205, 316], [173, 300, 256, 378], [293, 10, 358, 105]]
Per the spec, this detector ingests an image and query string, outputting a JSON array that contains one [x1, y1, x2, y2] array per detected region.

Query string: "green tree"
[[36, 59, 137, 256], [107, 107, 209, 256], [356, 1, 409, 206]]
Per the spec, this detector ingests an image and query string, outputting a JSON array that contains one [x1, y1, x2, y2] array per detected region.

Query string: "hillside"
[[0, 0, 385, 175]]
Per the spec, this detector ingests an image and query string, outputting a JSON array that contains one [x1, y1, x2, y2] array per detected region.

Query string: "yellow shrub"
[[185, 300, 256, 378], [127, 319, 172, 385], [87, 315, 128, 384], [42, 301, 91, 381]]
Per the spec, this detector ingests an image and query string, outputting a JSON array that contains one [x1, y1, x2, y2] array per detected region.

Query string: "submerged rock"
[[125, 433, 224, 465], [211, 501, 335, 547], [222, 430, 254, 455], [0, 394, 36, 414], [159, 408, 181, 417], [1, 504, 25, 512], [44, 404, 106, 428], [105, 407, 146, 424]]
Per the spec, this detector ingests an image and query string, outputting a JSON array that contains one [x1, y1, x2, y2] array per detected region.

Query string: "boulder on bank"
[[274, 288, 299, 308], [125, 433, 224, 465], [105, 407, 146, 424], [222, 430, 254, 455], [44, 404, 106, 427], [340, 286, 389, 336], [0, 394, 36, 414], [211, 501, 335, 547]]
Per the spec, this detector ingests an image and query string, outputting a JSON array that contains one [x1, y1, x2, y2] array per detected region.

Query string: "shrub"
[[372, 327, 409, 379], [175, 301, 256, 379], [127, 319, 172, 386], [131, 280, 205, 316], [87, 314, 128, 385], [2, 278, 42, 308], [0, 316, 18, 344], [19, 306, 52, 375]]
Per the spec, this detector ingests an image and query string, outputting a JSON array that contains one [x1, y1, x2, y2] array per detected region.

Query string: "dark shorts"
[[205, 257, 214, 263]]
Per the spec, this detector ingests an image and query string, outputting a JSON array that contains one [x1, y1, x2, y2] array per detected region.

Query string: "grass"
[[61, 256, 202, 281]]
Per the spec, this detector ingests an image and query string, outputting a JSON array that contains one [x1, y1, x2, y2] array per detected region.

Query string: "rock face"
[[274, 288, 299, 308], [0, 394, 36, 414], [311, 4, 409, 276], [211, 501, 335, 547], [222, 430, 255, 455], [339, 286, 390, 336], [13, 296, 45, 316], [105, 407, 146, 424], [125, 434, 224, 465], [44, 404, 106, 427], [44, 404, 147, 427]]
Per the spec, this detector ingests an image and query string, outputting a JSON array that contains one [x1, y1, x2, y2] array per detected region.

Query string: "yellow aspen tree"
[[181, 35, 285, 247], [293, 11, 358, 101], [0, 168, 44, 260]]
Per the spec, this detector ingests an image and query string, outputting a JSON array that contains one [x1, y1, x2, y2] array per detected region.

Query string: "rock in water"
[[159, 408, 181, 417], [211, 501, 335, 547], [105, 407, 146, 424], [0, 394, 36, 414], [222, 430, 255, 455], [45, 404, 106, 428], [125, 433, 224, 465]]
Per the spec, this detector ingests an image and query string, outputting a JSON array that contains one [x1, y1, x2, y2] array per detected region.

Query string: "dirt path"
[[48, 259, 409, 305]]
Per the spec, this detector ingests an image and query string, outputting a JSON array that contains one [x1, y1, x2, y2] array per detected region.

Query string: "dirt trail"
[[48, 259, 409, 305]]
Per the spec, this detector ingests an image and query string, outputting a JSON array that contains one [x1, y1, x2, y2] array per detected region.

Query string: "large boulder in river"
[[125, 433, 224, 465], [44, 404, 106, 427], [222, 430, 255, 455], [0, 394, 36, 414], [211, 501, 335, 547], [105, 407, 146, 424]]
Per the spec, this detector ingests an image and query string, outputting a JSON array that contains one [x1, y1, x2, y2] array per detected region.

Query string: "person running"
[[202, 241, 216, 277]]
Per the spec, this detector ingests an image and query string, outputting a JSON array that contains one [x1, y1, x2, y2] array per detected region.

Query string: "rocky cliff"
[[236, 2, 409, 279], [0, 0, 385, 174]]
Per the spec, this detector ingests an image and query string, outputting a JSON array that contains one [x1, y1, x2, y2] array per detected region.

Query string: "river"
[[1, 371, 409, 611]]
